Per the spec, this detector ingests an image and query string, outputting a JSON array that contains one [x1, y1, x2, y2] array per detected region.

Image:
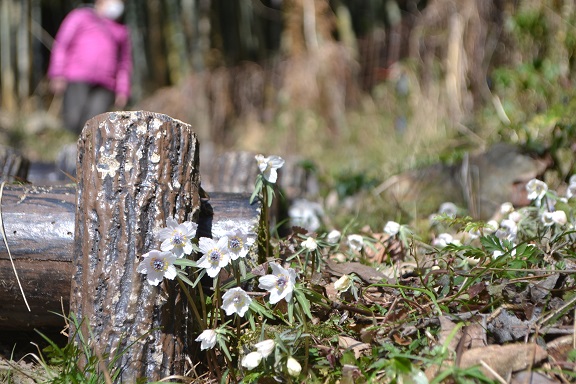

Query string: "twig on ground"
[[0, 181, 30, 311], [479, 360, 507, 384]]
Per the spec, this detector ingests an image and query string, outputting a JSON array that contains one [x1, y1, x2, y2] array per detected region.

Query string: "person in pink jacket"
[[48, 0, 132, 134]]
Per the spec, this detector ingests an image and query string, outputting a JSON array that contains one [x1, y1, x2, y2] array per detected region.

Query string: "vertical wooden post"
[[70, 111, 200, 381]]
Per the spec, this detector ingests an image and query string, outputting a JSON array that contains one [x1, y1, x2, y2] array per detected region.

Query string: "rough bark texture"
[[72, 111, 200, 381], [0, 184, 258, 332]]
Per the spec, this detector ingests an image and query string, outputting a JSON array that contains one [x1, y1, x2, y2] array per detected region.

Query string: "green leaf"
[[391, 356, 412, 374], [249, 300, 276, 320], [480, 235, 505, 253], [178, 269, 205, 288], [287, 298, 294, 324], [217, 338, 233, 363], [266, 184, 275, 207], [250, 175, 263, 204], [294, 289, 313, 319], [176, 270, 196, 287], [174, 258, 197, 268]]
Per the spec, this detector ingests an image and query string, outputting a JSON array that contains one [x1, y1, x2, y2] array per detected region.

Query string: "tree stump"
[[71, 111, 200, 381]]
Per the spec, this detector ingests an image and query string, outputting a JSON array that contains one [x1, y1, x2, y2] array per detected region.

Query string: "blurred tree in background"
[[1, 0, 576, 158]]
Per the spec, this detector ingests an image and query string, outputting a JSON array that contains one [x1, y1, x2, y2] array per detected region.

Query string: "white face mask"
[[101, 0, 124, 20]]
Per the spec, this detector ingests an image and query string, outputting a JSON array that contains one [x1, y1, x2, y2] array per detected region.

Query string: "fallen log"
[[0, 185, 75, 330], [0, 184, 258, 331]]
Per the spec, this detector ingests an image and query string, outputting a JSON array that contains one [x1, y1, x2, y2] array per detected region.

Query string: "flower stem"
[[177, 277, 205, 328], [235, 314, 241, 357], [258, 187, 271, 263], [302, 303, 310, 374], [263, 188, 270, 260], [214, 277, 222, 324]]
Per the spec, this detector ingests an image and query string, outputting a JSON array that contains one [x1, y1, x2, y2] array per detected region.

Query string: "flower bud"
[[334, 274, 352, 292], [347, 234, 364, 252], [302, 236, 318, 251], [327, 229, 341, 244], [241, 351, 263, 370], [195, 329, 217, 351], [287, 356, 302, 377], [254, 339, 275, 358], [383, 221, 400, 236]]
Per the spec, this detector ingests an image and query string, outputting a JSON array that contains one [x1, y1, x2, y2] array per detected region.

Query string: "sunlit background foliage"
[[1, 0, 576, 229]]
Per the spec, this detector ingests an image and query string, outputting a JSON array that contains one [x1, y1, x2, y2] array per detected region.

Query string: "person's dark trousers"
[[62, 82, 115, 135]]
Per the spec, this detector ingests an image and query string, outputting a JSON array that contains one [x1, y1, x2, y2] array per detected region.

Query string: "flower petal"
[[258, 275, 277, 290]]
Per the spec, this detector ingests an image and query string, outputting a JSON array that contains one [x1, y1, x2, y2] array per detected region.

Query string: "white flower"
[[289, 199, 323, 232], [526, 179, 548, 201], [301, 236, 318, 251], [211, 221, 256, 260], [241, 351, 263, 370], [136, 250, 177, 286], [326, 229, 341, 244], [499, 202, 514, 216], [347, 234, 364, 252], [195, 329, 217, 350], [542, 210, 567, 226], [439, 202, 458, 217], [258, 262, 297, 304], [468, 229, 480, 239], [226, 231, 256, 260], [286, 356, 302, 377], [567, 182, 576, 199], [334, 274, 352, 292], [211, 219, 238, 239], [542, 211, 554, 227], [255, 154, 285, 183], [157, 217, 197, 257], [552, 210, 568, 225], [221, 287, 252, 317], [384, 221, 401, 236], [254, 339, 275, 358], [197, 237, 230, 278], [432, 233, 454, 248], [485, 220, 499, 234], [496, 219, 517, 241], [508, 211, 522, 223], [493, 248, 516, 259]]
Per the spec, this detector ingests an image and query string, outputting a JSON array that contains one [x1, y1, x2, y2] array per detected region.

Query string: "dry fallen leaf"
[[325, 259, 388, 284], [437, 316, 462, 353], [338, 336, 371, 359], [511, 371, 558, 384], [459, 343, 547, 380]]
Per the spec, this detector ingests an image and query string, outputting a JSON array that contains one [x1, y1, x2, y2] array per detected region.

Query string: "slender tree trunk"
[[17, 0, 30, 106], [1, 0, 16, 112]]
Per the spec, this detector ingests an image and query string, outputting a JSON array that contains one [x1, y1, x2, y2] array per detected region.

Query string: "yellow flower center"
[[151, 257, 167, 271]]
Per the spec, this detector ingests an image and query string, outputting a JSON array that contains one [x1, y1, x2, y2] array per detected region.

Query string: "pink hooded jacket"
[[48, 7, 132, 98]]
